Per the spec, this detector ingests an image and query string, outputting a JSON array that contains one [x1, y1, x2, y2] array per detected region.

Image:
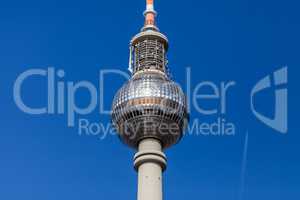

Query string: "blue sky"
[[0, 0, 299, 200]]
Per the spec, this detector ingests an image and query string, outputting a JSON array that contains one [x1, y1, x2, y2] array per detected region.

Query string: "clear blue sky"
[[0, 0, 299, 200]]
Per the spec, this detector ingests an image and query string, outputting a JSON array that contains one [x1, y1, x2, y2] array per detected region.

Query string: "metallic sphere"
[[112, 71, 188, 149]]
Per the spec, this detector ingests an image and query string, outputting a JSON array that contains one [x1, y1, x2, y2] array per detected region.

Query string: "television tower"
[[111, 1, 189, 200]]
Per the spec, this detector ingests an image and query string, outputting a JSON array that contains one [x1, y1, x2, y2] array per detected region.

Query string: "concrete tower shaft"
[[134, 138, 166, 200]]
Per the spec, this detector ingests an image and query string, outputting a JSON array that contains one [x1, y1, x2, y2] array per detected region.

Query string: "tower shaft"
[[134, 139, 167, 200]]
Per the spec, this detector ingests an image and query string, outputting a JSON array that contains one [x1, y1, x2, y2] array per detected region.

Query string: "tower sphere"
[[112, 72, 188, 149], [111, 3, 189, 150]]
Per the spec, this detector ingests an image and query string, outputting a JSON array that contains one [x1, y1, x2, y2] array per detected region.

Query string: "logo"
[[12, 66, 288, 137], [251, 67, 288, 134]]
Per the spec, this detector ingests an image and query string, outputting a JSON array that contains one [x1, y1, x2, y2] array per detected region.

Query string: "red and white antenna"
[[143, 0, 158, 31]]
